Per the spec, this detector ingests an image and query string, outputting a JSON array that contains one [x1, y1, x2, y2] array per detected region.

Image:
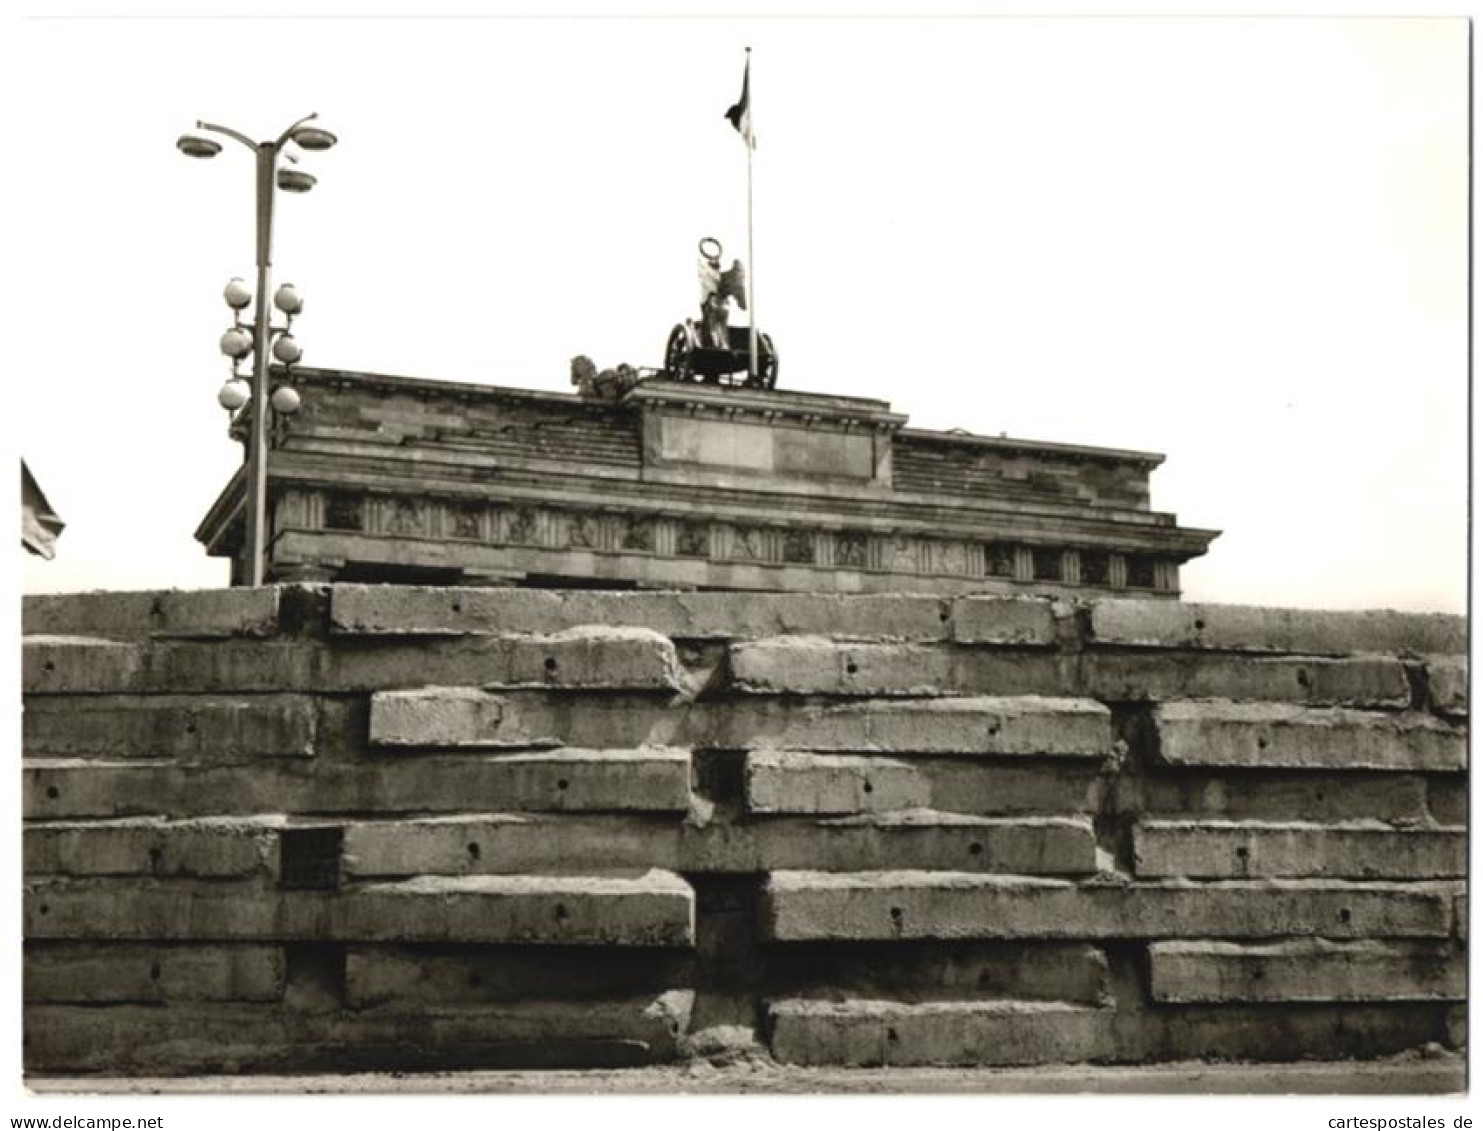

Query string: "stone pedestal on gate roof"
[[195, 367, 1218, 596]]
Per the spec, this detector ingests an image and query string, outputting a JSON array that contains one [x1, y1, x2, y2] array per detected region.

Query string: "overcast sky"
[[10, 13, 1467, 612]]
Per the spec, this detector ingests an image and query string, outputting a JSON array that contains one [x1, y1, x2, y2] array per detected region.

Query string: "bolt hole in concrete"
[[451, 601, 462, 613], [38, 905, 49, 916], [184, 722, 197, 735], [968, 842, 984, 856], [889, 907, 903, 922], [1339, 908, 1352, 924], [554, 903, 570, 922], [148, 846, 164, 871], [845, 661, 859, 675], [1256, 736, 1269, 749], [1296, 669, 1311, 687], [1194, 619, 1205, 631], [556, 779, 570, 791], [887, 1027, 900, 1042], [466, 842, 481, 861], [45, 786, 59, 800], [544, 657, 559, 674], [1235, 846, 1249, 859], [149, 962, 162, 981], [862, 781, 874, 794], [42, 661, 54, 673]]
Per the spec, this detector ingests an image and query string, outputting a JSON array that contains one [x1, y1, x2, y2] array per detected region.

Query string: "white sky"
[[8, 13, 1467, 612]]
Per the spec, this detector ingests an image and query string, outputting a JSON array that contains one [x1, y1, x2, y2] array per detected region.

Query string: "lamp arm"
[[274, 111, 320, 149], [196, 120, 258, 152]]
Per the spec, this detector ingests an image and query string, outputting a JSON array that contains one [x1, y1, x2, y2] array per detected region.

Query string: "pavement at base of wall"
[[25, 1049, 1465, 1096]]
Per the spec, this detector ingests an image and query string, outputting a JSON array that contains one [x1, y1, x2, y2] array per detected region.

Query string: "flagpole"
[[745, 46, 758, 386]]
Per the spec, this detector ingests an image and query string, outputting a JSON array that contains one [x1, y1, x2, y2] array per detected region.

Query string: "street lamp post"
[[178, 113, 336, 587]]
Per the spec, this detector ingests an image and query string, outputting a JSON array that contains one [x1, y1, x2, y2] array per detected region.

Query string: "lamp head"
[[223, 278, 252, 310], [273, 283, 303, 316], [177, 134, 221, 159], [290, 125, 338, 152], [276, 168, 316, 193]]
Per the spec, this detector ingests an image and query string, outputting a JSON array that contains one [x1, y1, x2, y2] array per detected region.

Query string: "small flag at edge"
[[724, 56, 754, 148]]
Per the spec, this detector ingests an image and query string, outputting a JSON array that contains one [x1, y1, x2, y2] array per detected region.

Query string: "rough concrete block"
[[1426, 778, 1468, 827], [769, 941, 1110, 1006], [948, 596, 1059, 646], [24, 943, 285, 1003], [342, 811, 1097, 878], [1153, 701, 1465, 772], [737, 697, 1112, 757], [1088, 600, 1466, 656], [331, 585, 950, 641], [928, 760, 1103, 816], [761, 871, 1451, 941], [26, 871, 695, 946], [768, 999, 1116, 1067], [744, 752, 931, 814], [1114, 1002, 1454, 1066], [370, 688, 528, 747], [24, 991, 693, 1074], [343, 946, 693, 1008], [28, 630, 681, 695], [1135, 773, 1431, 825], [24, 637, 144, 694], [344, 814, 681, 877], [1425, 656, 1468, 717], [329, 628, 683, 691], [24, 749, 694, 819], [1132, 820, 1466, 880], [1148, 939, 1465, 1003], [24, 817, 282, 878], [727, 639, 1066, 698], [23, 695, 318, 760], [23, 588, 284, 640], [1083, 654, 1411, 708]]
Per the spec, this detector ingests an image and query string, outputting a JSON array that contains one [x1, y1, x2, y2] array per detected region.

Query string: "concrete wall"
[[21, 586, 1466, 1078]]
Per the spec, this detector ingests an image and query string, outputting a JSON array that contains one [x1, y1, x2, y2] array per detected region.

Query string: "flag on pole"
[[21, 459, 64, 560], [724, 55, 754, 148]]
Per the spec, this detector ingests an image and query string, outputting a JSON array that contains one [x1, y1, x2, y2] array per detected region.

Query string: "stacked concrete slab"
[[21, 585, 1466, 1082]]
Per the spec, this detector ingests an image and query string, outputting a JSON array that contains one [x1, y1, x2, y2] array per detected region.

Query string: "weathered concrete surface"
[[1153, 701, 1465, 771], [768, 999, 1116, 1067], [1088, 600, 1466, 656], [728, 638, 1068, 698], [331, 585, 952, 641], [948, 596, 1059, 645], [343, 947, 693, 1008], [1134, 772, 1434, 824], [24, 629, 683, 694], [341, 811, 1098, 877], [1080, 653, 1411, 707], [369, 691, 1113, 755], [767, 940, 1111, 1005], [24, 991, 695, 1074], [23, 695, 318, 761], [23, 587, 285, 640], [1132, 820, 1467, 879], [25, 872, 696, 946], [729, 641, 1415, 707], [1425, 655, 1468, 717], [745, 752, 931, 814], [1148, 939, 1465, 1003], [24, 943, 286, 1003], [761, 871, 1452, 941], [24, 817, 283, 878], [24, 749, 695, 819], [744, 752, 1104, 817], [23, 1051, 1467, 1093]]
